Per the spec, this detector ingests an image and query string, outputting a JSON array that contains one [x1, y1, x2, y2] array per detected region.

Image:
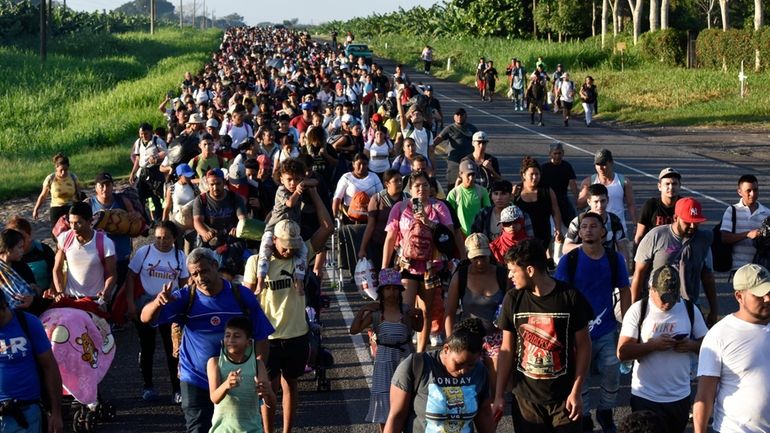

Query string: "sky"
[[65, 0, 440, 26]]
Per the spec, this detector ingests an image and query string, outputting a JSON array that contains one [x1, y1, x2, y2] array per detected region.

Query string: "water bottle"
[[619, 360, 633, 375]]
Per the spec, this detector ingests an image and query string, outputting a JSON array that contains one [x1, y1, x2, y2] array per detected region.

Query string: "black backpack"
[[635, 297, 695, 343], [712, 206, 736, 273]]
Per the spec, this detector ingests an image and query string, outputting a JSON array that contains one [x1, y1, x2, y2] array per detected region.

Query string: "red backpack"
[[401, 201, 435, 261]]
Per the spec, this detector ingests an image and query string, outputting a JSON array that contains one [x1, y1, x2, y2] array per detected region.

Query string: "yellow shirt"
[[244, 254, 308, 340], [44, 173, 78, 207]]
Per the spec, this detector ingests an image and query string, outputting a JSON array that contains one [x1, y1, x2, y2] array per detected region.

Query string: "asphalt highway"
[[91, 57, 767, 433]]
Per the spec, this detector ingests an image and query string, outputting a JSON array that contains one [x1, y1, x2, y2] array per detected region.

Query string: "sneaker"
[[142, 387, 158, 402], [538, 121, 545, 126], [596, 409, 616, 433], [172, 391, 182, 405]]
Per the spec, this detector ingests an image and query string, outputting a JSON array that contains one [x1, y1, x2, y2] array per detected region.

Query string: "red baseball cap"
[[674, 197, 707, 223]]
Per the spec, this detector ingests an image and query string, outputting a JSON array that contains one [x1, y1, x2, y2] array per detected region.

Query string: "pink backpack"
[[400, 201, 435, 261]]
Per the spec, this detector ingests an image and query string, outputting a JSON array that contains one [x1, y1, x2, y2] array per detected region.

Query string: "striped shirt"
[[721, 200, 770, 269]]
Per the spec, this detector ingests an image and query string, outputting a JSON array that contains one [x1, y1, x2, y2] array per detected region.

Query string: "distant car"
[[344, 44, 373, 65]]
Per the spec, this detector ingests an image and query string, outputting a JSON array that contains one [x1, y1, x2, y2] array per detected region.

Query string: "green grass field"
[[0, 27, 222, 200], [365, 33, 769, 128]]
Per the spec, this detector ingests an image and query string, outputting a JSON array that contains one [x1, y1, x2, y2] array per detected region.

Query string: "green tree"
[[451, 0, 530, 38], [114, 0, 175, 18], [535, 0, 587, 40]]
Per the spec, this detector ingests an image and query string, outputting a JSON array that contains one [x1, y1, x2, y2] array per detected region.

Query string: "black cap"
[[454, 108, 467, 116], [95, 172, 114, 184]]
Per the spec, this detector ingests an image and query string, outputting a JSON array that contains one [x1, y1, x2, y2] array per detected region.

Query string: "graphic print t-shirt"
[[497, 281, 593, 404], [392, 351, 489, 433]]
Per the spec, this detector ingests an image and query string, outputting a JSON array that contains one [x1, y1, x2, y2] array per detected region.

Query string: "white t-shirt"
[[221, 122, 253, 149], [57, 231, 116, 298], [620, 299, 708, 402], [559, 80, 575, 103], [333, 172, 383, 206], [402, 126, 431, 160], [697, 314, 770, 433], [365, 139, 392, 174], [128, 245, 189, 296], [721, 200, 770, 270], [132, 136, 168, 168], [592, 173, 628, 235]]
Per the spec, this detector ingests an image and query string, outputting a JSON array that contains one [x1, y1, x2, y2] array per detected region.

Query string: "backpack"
[[373, 191, 406, 244], [181, 280, 250, 327], [574, 212, 624, 251], [400, 201, 435, 261], [46, 172, 85, 202], [114, 187, 151, 229], [712, 205, 736, 273], [635, 297, 695, 343], [346, 191, 370, 223], [166, 133, 201, 167], [564, 247, 620, 292], [404, 124, 433, 149]]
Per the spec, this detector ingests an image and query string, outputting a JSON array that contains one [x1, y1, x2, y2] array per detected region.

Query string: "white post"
[[385, 42, 388, 49], [446, 57, 451, 71], [739, 60, 747, 98]]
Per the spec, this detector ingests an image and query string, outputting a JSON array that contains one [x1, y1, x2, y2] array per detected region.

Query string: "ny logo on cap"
[[690, 207, 699, 216]]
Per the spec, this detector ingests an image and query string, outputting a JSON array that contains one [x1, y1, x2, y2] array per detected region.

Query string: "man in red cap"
[[630, 197, 718, 326]]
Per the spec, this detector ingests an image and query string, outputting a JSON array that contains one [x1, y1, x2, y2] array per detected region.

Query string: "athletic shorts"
[[267, 333, 310, 380]]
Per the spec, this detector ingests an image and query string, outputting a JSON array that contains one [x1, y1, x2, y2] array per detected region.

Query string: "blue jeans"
[[181, 381, 214, 433], [0, 402, 42, 433], [582, 330, 620, 414]]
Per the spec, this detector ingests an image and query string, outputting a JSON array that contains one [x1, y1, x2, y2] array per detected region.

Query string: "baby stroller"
[[304, 272, 333, 391], [39, 301, 117, 432]]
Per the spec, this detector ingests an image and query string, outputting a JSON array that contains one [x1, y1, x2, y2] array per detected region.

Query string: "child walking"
[[207, 316, 276, 433], [349, 268, 422, 432]]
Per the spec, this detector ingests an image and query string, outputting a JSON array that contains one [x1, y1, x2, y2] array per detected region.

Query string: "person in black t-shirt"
[[634, 168, 681, 245], [493, 239, 593, 433], [540, 142, 578, 229]]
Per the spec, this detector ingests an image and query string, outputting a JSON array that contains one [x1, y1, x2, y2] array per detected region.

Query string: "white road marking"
[[436, 92, 730, 207], [335, 288, 373, 388]]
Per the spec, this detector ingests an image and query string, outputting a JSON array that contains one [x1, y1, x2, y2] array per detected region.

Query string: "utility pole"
[[192, 0, 196, 28], [40, 0, 47, 62], [150, 0, 155, 34], [179, 0, 182, 27], [202, 0, 206, 29]]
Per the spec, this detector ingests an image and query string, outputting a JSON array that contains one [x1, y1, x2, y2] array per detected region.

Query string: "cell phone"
[[412, 197, 423, 215], [167, 90, 174, 99], [673, 333, 688, 340]]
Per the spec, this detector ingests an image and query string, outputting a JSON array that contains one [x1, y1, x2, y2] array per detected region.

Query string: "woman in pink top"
[[381, 171, 459, 352]]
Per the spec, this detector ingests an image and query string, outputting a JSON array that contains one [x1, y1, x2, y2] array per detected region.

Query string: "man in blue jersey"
[[141, 248, 274, 433]]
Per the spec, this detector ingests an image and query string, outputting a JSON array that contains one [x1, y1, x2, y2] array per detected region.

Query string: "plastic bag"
[[354, 258, 378, 300]]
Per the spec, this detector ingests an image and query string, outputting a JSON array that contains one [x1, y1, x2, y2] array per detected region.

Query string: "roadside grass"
[[364, 33, 769, 128], [0, 27, 222, 200]]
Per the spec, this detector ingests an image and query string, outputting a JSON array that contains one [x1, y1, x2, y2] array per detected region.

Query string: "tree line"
[[318, 0, 765, 46]]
